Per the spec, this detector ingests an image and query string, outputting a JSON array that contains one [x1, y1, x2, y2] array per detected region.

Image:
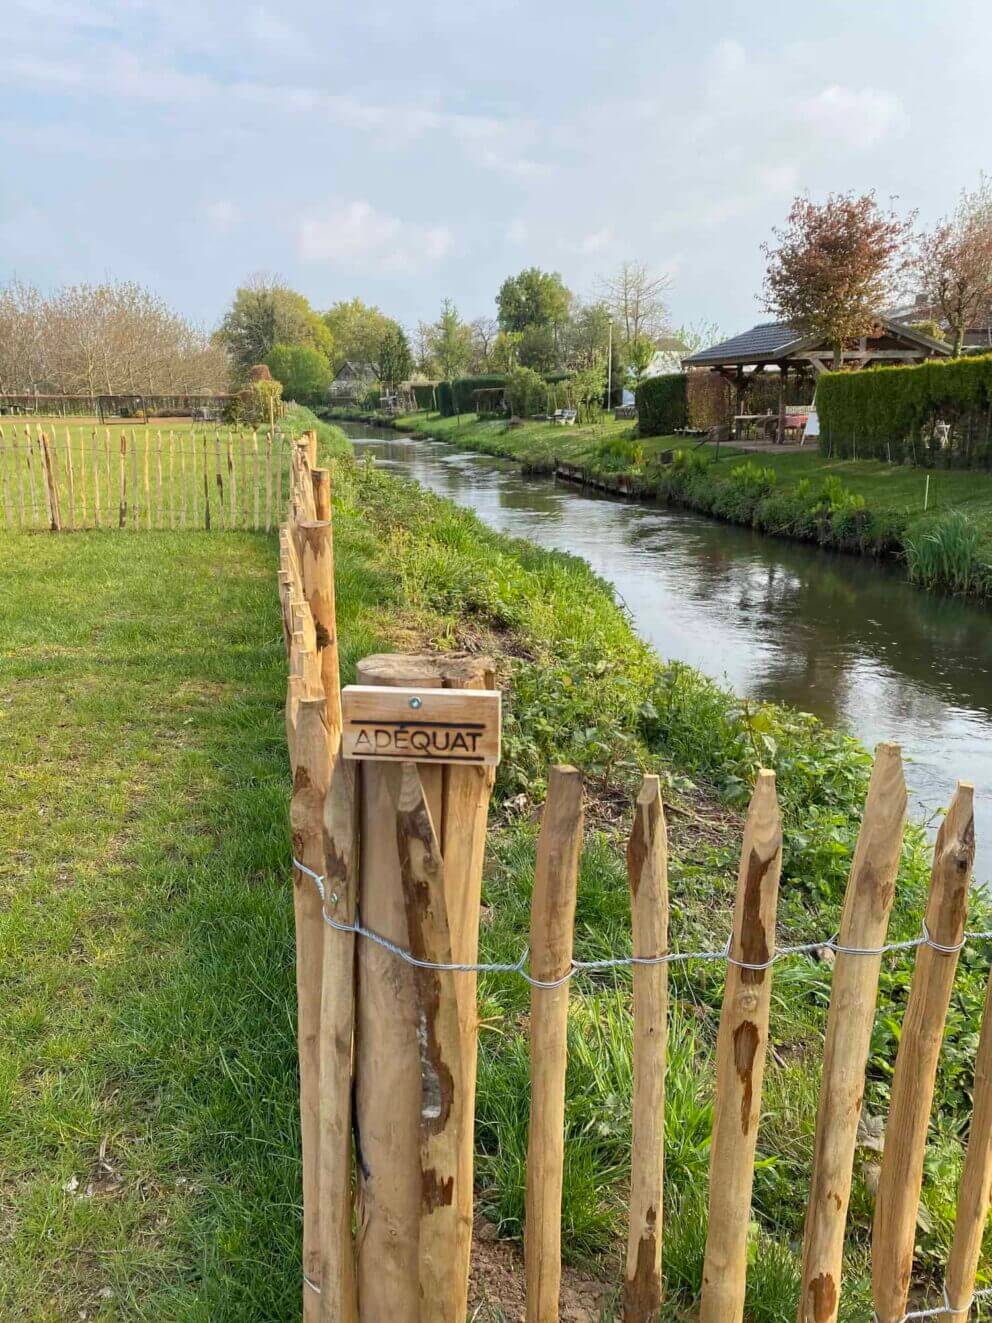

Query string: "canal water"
[[343, 422, 992, 881]]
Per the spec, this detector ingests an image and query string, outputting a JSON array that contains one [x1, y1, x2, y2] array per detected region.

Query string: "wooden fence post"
[[624, 775, 669, 1323], [700, 770, 782, 1323], [872, 783, 975, 1323], [946, 961, 992, 1317], [319, 753, 360, 1323], [64, 426, 75, 529], [353, 653, 498, 1321], [798, 743, 907, 1323], [290, 697, 332, 1322], [40, 431, 61, 531], [312, 468, 331, 521], [298, 520, 342, 754], [525, 766, 584, 1323], [118, 432, 127, 528], [396, 762, 465, 1314]]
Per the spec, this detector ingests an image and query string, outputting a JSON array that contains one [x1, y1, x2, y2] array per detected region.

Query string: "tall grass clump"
[[903, 510, 988, 594]]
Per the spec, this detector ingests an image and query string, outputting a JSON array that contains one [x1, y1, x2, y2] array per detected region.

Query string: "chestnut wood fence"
[[281, 433, 992, 1323], [0, 423, 289, 532]]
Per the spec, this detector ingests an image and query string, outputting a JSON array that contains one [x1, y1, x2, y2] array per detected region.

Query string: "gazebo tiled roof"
[[684, 322, 804, 366]]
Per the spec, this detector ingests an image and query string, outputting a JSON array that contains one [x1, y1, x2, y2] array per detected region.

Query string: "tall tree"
[[427, 299, 473, 379], [469, 316, 500, 371], [916, 177, 992, 356], [322, 298, 391, 373], [598, 261, 670, 346], [496, 267, 572, 336], [373, 323, 413, 387], [763, 192, 911, 369], [219, 274, 331, 378]]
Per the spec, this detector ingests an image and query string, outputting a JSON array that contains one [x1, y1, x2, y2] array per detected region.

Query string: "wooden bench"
[[552, 408, 578, 426]]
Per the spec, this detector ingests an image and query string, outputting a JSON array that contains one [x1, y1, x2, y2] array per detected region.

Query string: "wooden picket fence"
[[0, 423, 289, 531], [281, 433, 992, 1323]]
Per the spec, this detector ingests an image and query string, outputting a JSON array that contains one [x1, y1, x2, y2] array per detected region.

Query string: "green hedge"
[[449, 374, 508, 414], [412, 383, 437, 411], [818, 355, 992, 468], [437, 381, 455, 417], [636, 374, 688, 436]]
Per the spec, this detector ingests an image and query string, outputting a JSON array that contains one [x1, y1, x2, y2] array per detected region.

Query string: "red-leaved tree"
[[762, 192, 911, 368], [916, 178, 992, 357]]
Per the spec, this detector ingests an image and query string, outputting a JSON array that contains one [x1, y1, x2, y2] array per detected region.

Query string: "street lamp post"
[[607, 319, 613, 414]]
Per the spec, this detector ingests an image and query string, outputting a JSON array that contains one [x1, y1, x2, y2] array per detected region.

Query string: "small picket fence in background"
[[0, 423, 290, 532], [280, 431, 992, 1323]]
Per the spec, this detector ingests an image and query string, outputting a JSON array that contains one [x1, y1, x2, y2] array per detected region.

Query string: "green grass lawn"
[[3, 411, 989, 1319], [387, 409, 992, 524]]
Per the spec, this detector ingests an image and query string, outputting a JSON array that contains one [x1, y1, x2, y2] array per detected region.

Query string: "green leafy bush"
[[817, 354, 992, 468], [636, 373, 688, 436], [264, 343, 331, 406], [505, 365, 548, 419]]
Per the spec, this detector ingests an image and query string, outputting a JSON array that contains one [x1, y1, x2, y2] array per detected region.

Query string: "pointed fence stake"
[[872, 783, 975, 1323], [525, 766, 584, 1323], [700, 770, 782, 1323], [946, 961, 992, 1318], [291, 698, 331, 1321], [624, 775, 669, 1323], [799, 744, 907, 1323], [318, 752, 359, 1323]]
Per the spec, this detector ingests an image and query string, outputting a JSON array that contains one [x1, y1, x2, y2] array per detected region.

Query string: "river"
[[343, 422, 992, 882]]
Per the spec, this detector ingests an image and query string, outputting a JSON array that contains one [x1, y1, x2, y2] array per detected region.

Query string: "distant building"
[[643, 335, 690, 378], [887, 296, 992, 354], [328, 360, 376, 402]]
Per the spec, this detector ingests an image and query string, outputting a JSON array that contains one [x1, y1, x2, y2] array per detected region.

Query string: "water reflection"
[[345, 425, 992, 880]]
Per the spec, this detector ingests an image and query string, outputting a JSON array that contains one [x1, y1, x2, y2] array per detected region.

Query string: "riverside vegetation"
[[341, 405, 992, 600], [2, 404, 990, 1318]]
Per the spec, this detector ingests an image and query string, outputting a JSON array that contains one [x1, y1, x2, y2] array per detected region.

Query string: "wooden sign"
[[341, 685, 502, 766]]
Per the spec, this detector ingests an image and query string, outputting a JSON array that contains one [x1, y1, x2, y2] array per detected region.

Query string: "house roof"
[[683, 322, 804, 365], [683, 316, 950, 368]]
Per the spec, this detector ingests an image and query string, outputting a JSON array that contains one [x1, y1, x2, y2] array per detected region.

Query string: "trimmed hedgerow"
[[412, 383, 437, 411], [437, 380, 455, 417], [636, 374, 688, 436], [818, 354, 992, 468], [450, 374, 508, 414]]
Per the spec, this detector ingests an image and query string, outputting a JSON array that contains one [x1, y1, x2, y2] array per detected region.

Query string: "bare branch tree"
[[597, 261, 671, 346]]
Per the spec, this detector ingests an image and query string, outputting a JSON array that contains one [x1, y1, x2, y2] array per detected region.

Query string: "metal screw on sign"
[[408, 696, 422, 709]]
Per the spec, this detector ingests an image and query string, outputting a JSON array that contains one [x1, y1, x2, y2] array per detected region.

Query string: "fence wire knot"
[[290, 861, 992, 989]]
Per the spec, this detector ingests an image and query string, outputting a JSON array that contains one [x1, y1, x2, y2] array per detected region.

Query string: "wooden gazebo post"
[[777, 362, 787, 444]]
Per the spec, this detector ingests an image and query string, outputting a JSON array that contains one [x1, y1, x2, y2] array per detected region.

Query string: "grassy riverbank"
[[3, 406, 988, 1318], [340, 406, 992, 598]]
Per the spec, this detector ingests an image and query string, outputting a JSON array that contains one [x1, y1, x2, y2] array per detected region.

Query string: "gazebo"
[[682, 317, 951, 442]]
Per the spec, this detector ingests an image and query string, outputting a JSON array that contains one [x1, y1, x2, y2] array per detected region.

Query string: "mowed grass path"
[[0, 528, 387, 1320]]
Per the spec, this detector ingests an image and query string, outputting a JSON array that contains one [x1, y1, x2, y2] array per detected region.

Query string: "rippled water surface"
[[344, 423, 992, 881]]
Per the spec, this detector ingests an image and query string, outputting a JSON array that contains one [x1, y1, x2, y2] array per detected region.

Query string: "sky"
[[2, 0, 991, 338]]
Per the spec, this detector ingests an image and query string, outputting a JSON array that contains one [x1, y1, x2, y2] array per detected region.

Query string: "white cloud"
[[298, 200, 453, 274], [798, 85, 902, 148], [204, 199, 239, 231], [569, 226, 613, 256]]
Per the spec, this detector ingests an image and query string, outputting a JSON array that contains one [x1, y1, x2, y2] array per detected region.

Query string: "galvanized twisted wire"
[[292, 860, 989, 989]]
